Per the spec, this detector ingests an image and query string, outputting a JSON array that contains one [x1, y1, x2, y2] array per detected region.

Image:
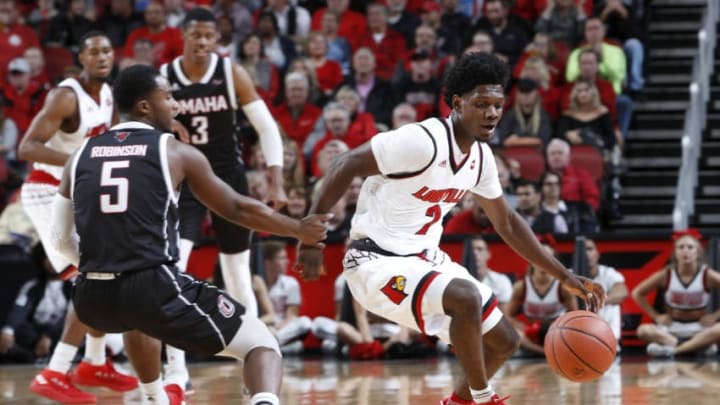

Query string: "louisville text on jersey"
[[412, 186, 467, 204]]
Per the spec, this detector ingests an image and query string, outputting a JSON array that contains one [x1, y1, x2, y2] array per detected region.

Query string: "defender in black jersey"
[[50, 65, 330, 405], [161, 8, 285, 324]]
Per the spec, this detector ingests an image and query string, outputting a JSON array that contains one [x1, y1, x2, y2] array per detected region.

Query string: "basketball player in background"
[[159, 8, 287, 389], [18, 31, 138, 404], [297, 53, 606, 405], [49, 64, 331, 405]]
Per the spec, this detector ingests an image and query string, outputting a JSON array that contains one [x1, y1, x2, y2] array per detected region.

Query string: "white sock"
[[250, 392, 279, 405], [177, 239, 194, 272], [47, 342, 78, 373], [219, 251, 257, 317], [470, 385, 494, 403], [140, 377, 169, 405], [85, 334, 106, 365], [105, 333, 124, 357], [164, 345, 189, 386]]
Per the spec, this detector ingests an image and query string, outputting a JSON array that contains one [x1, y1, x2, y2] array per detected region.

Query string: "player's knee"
[[443, 278, 482, 318], [219, 316, 281, 360], [489, 318, 521, 356]]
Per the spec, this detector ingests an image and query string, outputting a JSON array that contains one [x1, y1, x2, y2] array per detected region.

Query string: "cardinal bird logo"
[[381, 275, 409, 304], [114, 132, 130, 143]]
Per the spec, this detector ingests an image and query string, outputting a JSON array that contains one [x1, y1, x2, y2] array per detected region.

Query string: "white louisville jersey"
[[663, 265, 710, 311], [33, 78, 113, 180], [522, 275, 566, 320], [350, 117, 502, 255]]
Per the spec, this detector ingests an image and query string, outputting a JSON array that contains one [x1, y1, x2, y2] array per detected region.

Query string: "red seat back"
[[502, 146, 546, 181], [42, 47, 76, 84], [570, 145, 604, 182]]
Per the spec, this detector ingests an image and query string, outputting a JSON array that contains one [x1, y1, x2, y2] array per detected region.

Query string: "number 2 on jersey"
[[416, 205, 441, 235], [100, 160, 129, 213], [190, 116, 209, 144]]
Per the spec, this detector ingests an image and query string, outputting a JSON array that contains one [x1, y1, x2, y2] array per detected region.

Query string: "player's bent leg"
[[219, 250, 258, 317], [124, 330, 182, 405], [217, 315, 282, 405]]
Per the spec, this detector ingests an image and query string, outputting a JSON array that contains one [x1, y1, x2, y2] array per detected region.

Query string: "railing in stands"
[[673, 0, 719, 230]]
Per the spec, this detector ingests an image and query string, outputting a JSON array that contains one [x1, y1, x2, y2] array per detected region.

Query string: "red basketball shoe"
[[439, 393, 511, 405], [165, 383, 185, 405], [70, 360, 139, 391], [29, 368, 97, 404]]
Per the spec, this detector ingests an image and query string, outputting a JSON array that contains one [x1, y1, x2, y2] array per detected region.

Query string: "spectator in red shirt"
[[123, 1, 184, 67], [444, 196, 496, 236], [508, 56, 561, 121], [272, 71, 322, 147], [358, 2, 406, 82], [545, 138, 600, 211], [1, 58, 47, 135], [513, 31, 569, 88], [0, 0, 40, 74], [394, 49, 441, 121], [306, 31, 343, 98], [335, 85, 378, 140], [310, 102, 372, 177], [339, 47, 397, 128], [310, 0, 367, 51]]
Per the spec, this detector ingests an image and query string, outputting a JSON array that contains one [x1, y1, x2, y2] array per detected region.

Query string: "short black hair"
[[182, 7, 217, 29], [443, 52, 509, 106], [113, 65, 161, 114], [515, 178, 540, 193], [78, 30, 110, 52]]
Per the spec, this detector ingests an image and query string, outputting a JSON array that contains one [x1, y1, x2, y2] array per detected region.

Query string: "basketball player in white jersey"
[[18, 32, 138, 403], [632, 231, 720, 357], [298, 53, 606, 405]]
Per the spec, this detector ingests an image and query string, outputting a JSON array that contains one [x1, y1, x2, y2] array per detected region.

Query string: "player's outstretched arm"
[[478, 194, 606, 311], [18, 88, 79, 166], [174, 139, 328, 246]]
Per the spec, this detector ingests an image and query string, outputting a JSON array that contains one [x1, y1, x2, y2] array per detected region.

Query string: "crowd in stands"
[[6, 0, 718, 368]]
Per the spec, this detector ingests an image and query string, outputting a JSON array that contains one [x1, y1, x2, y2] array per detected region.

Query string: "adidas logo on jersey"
[[438, 160, 447, 168]]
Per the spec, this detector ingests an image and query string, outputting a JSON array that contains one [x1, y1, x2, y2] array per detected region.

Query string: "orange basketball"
[[544, 310, 617, 382]]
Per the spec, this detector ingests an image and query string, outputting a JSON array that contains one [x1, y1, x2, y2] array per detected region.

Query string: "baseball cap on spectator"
[[410, 49, 431, 61], [421, 1, 442, 13], [8, 58, 30, 74], [517, 78, 538, 93]]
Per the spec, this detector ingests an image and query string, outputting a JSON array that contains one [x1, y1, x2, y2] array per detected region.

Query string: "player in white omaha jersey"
[[17, 32, 138, 404], [632, 231, 720, 357], [298, 53, 606, 405]]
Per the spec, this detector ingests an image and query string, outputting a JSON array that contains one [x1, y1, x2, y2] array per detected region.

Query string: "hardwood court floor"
[[1, 356, 719, 404]]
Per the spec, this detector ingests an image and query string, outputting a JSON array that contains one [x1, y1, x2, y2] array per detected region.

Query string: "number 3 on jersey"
[[100, 160, 129, 213], [190, 116, 209, 144], [416, 205, 441, 235]]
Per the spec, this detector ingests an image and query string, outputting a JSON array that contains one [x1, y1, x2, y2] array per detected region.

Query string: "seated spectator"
[[310, 0, 368, 51], [394, 50, 441, 121], [257, 10, 296, 73], [334, 85, 378, 144], [535, 0, 586, 48], [583, 237, 628, 347], [496, 78, 553, 149], [261, 0, 312, 40], [465, 30, 506, 65], [282, 185, 309, 220], [215, 14, 239, 60], [387, 0, 421, 47], [344, 176, 363, 217], [272, 71, 322, 147], [256, 240, 312, 354], [212, 0, 253, 43], [515, 179, 568, 234], [0, 95, 18, 163], [306, 31, 344, 97], [539, 171, 599, 233], [312, 138, 349, 180], [282, 136, 307, 189], [358, 3, 406, 82], [340, 47, 397, 128], [26, 0, 58, 39], [512, 56, 561, 121], [556, 79, 616, 158], [309, 102, 374, 175], [597, 0, 645, 95], [494, 153, 519, 208], [399, 24, 452, 81], [238, 33, 281, 105], [23, 47, 50, 89], [44, 0, 95, 53], [320, 9, 352, 75], [546, 138, 600, 212], [0, 244, 71, 363], [0, 196, 37, 250], [1, 58, 48, 134], [418, 0, 463, 56], [95, 0, 144, 53], [246, 169, 269, 202], [505, 243, 578, 356], [513, 31, 569, 87], [122, 1, 184, 67], [391, 102, 417, 130], [472, 0, 529, 66], [164, 0, 185, 28], [287, 57, 325, 106], [0, 0, 41, 74], [631, 230, 720, 357], [464, 235, 513, 308], [118, 38, 156, 70], [566, 17, 626, 95], [443, 196, 496, 235]]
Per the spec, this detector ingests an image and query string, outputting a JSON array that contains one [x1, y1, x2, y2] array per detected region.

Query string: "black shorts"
[[179, 166, 251, 253], [73, 266, 245, 355]]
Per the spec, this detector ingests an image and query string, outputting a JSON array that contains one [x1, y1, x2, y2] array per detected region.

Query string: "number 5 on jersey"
[[100, 160, 129, 213]]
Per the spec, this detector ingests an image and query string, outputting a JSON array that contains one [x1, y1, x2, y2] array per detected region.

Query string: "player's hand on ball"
[[561, 275, 606, 312], [295, 244, 325, 281]]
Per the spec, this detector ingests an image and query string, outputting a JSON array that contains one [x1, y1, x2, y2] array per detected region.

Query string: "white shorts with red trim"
[[21, 172, 74, 273], [342, 247, 503, 344]]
